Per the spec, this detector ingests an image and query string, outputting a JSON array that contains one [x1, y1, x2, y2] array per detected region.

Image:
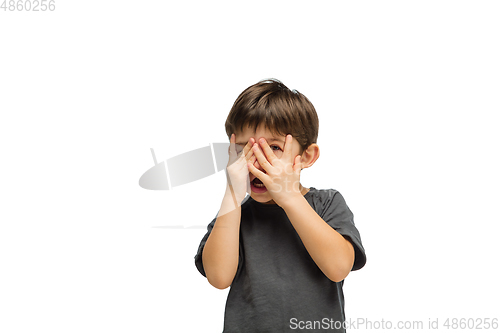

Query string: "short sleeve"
[[194, 215, 217, 277], [319, 190, 367, 271]]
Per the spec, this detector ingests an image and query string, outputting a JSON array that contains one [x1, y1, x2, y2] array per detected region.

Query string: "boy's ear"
[[300, 144, 320, 169]]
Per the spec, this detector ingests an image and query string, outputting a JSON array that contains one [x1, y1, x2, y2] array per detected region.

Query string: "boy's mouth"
[[252, 178, 265, 188], [250, 176, 267, 193]]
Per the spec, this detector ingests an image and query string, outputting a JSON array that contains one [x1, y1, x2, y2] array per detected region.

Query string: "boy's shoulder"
[[307, 186, 338, 198]]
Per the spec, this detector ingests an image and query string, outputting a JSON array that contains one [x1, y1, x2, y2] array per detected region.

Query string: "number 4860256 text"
[[1, 0, 55, 11]]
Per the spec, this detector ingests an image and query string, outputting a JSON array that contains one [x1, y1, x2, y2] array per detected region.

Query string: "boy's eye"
[[270, 145, 283, 157]]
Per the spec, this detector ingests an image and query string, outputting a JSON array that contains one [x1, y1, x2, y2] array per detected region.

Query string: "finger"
[[240, 137, 255, 159], [229, 133, 236, 155], [258, 138, 277, 164], [284, 134, 293, 161], [245, 143, 256, 162], [238, 145, 255, 175], [227, 134, 240, 168], [247, 153, 257, 166], [252, 143, 272, 173], [247, 160, 269, 183]]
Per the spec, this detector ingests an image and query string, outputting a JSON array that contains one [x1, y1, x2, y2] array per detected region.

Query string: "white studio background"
[[1, 1, 499, 332]]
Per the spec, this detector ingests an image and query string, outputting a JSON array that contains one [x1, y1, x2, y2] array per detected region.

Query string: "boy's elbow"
[[326, 240, 355, 282], [326, 270, 350, 283], [201, 253, 237, 290], [324, 259, 354, 283], [207, 275, 231, 290]]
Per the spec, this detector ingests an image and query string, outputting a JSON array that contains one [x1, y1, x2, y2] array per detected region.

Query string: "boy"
[[194, 79, 366, 332]]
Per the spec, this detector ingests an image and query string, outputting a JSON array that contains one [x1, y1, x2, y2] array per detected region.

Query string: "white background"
[[1, 1, 499, 332]]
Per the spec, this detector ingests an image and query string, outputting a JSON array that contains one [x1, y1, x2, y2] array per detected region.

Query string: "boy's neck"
[[262, 184, 310, 204]]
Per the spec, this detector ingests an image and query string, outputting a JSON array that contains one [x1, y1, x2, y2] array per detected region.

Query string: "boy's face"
[[235, 124, 307, 205]]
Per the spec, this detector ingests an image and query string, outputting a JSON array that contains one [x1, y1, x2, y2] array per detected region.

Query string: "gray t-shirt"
[[195, 187, 366, 332]]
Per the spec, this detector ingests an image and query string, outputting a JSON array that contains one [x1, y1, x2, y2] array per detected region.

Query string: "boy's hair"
[[225, 79, 319, 154]]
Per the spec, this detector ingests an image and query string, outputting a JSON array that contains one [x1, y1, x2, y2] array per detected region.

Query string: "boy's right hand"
[[225, 133, 256, 204]]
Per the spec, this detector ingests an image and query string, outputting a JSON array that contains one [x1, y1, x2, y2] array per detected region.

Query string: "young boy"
[[194, 79, 366, 332]]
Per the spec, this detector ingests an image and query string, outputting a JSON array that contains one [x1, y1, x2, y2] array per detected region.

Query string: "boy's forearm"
[[202, 186, 242, 289], [281, 195, 355, 283]]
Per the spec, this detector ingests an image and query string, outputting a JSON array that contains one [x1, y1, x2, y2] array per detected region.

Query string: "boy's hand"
[[247, 134, 303, 207], [225, 133, 256, 204]]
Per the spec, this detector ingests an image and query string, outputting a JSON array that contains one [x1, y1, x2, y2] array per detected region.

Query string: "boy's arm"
[[245, 135, 356, 282], [281, 196, 355, 283], [202, 135, 257, 289], [201, 185, 242, 289]]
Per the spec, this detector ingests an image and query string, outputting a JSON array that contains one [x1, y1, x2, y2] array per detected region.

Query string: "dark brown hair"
[[225, 79, 319, 154]]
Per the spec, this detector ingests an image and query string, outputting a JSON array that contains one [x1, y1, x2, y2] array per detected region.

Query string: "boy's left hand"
[[247, 134, 303, 207]]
